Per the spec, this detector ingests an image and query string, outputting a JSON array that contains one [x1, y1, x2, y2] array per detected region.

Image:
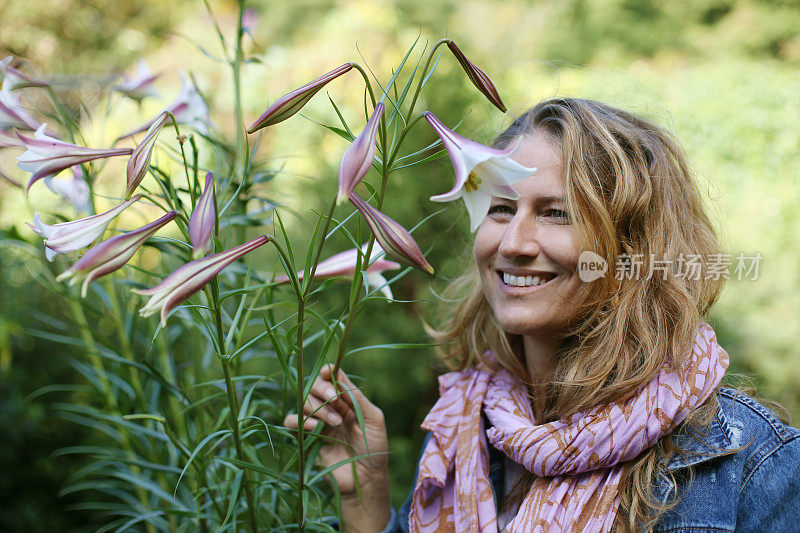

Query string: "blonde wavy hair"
[[430, 98, 726, 531]]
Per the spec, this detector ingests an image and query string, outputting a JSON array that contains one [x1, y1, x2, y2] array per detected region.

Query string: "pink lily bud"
[[336, 101, 384, 205], [126, 111, 170, 199], [27, 195, 141, 261], [117, 74, 208, 141], [446, 41, 507, 113], [17, 124, 133, 193], [273, 243, 400, 299], [56, 211, 178, 297], [349, 193, 434, 275], [189, 171, 216, 258], [0, 57, 48, 91], [115, 60, 160, 102], [44, 168, 92, 213], [133, 235, 270, 326], [247, 63, 353, 133], [0, 87, 42, 131]]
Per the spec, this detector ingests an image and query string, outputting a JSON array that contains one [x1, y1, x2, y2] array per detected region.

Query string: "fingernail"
[[330, 412, 343, 425]]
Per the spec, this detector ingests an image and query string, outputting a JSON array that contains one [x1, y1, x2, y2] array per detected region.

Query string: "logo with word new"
[[578, 251, 608, 282]]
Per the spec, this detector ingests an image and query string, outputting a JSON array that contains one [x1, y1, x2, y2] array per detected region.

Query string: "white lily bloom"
[[0, 86, 41, 131], [27, 195, 140, 261], [44, 168, 92, 213], [424, 112, 538, 232], [116, 59, 160, 102], [274, 243, 401, 300], [117, 74, 209, 141], [0, 56, 47, 91], [17, 124, 132, 193]]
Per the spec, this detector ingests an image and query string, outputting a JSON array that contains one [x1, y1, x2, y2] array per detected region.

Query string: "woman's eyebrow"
[[535, 195, 566, 204]]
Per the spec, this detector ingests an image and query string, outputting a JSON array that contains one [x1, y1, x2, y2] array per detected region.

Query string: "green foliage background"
[[1, 0, 798, 528]]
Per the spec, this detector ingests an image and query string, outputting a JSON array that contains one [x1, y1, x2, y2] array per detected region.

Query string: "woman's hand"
[[283, 365, 391, 532]]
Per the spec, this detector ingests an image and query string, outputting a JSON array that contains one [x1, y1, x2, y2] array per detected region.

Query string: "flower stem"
[[68, 297, 155, 533], [212, 278, 259, 532], [350, 63, 377, 107], [302, 197, 337, 296], [106, 282, 145, 401], [403, 38, 451, 125], [295, 296, 307, 532], [233, 2, 247, 179]]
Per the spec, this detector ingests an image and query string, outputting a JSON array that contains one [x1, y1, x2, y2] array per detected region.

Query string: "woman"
[[286, 98, 800, 532]]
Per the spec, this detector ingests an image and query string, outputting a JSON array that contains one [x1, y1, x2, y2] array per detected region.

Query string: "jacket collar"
[[663, 396, 743, 471]]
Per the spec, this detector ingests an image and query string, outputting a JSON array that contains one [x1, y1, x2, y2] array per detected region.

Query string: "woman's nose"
[[498, 214, 541, 259]]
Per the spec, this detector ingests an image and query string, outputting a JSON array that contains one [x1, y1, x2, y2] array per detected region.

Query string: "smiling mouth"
[[499, 271, 557, 288]]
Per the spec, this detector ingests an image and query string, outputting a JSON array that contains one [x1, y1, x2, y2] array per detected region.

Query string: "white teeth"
[[502, 272, 551, 287]]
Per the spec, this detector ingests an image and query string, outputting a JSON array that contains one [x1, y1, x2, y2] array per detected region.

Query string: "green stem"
[[68, 298, 116, 407], [350, 63, 377, 107], [333, 147, 391, 377], [385, 112, 427, 171], [106, 283, 145, 401], [403, 38, 451, 126], [164, 422, 225, 524], [233, 3, 247, 179], [201, 0, 230, 60], [68, 298, 155, 533], [213, 279, 259, 532], [302, 197, 337, 297], [295, 296, 307, 532], [350, 63, 387, 158]]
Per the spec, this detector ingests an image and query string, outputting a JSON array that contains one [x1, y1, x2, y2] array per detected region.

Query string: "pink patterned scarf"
[[409, 322, 729, 532]]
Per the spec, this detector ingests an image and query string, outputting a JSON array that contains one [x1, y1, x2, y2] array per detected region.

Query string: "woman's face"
[[474, 131, 584, 337]]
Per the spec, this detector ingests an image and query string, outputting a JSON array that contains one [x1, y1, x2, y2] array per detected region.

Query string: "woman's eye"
[[547, 209, 570, 221], [487, 204, 514, 216]]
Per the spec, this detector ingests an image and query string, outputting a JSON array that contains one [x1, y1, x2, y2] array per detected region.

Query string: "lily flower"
[[336, 101, 384, 205], [274, 243, 400, 299], [424, 112, 537, 232], [17, 124, 133, 193], [28, 195, 141, 261], [446, 42, 506, 113], [117, 74, 208, 141], [189, 171, 216, 258], [0, 87, 42, 131], [115, 60, 160, 102], [133, 235, 270, 326], [44, 168, 92, 213], [56, 211, 178, 297], [163, 74, 208, 133], [0, 130, 23, 148], [0, 57, 48, 91], [247, 63, 353, 133], [126, 111, 170, 198], [349, 192, 434, 274]]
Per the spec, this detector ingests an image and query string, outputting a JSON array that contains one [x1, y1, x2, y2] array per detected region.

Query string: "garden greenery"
[[1, 1, 523, 530]]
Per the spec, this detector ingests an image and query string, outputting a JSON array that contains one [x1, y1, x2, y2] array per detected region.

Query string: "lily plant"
[[7, 6, 531, 532]]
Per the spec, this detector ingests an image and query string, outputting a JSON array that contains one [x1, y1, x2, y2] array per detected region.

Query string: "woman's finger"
[[283, 413, 319, 432], [322, 365, 383, 420], [309, 373, 350, 418], [303, 392, 344, 426]]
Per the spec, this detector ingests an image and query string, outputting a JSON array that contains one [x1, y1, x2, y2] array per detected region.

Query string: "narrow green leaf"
[[220, 469, 243, 527]]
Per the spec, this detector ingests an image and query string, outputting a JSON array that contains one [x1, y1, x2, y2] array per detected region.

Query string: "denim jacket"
[[379, 388, 800, 532]]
